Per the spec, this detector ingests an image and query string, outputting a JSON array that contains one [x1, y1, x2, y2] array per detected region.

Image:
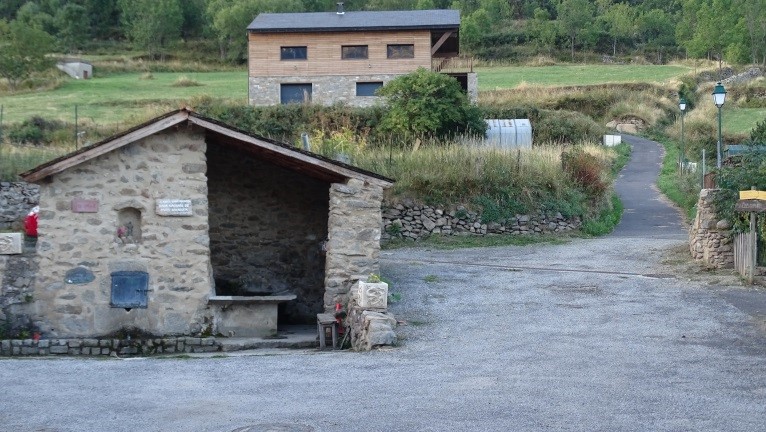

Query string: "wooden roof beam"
[[431, 31, 454, 56]]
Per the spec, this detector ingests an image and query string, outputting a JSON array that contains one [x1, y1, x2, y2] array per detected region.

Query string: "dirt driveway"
[[1, 136, 765, 432]]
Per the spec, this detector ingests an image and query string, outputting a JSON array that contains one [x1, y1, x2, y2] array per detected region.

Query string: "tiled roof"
[[248, 9, 460, 33]]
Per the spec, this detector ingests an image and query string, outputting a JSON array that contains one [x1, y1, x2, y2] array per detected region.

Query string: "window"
[[356, 82, 383, 97], [342, 45, 368, 60], [280, 46, 307, 60], [280, 83, 312, 104], [387, 44, 414, 59]]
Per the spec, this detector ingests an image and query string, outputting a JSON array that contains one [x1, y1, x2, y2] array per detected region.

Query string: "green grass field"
[[0, 71, 248, 124], [725, 108, 766, 135], [477, 64, 691, 90], [0, 65, 696, 126]]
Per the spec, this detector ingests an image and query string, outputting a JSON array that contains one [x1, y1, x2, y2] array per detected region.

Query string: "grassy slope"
[[726, 108, 766, 136], [0, 65, 695, 125], [477, 64, 691, 90], [0, 72, 248, 124]]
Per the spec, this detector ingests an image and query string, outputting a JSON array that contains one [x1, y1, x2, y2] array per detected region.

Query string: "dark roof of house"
[[20, 108, 394, 187], [248, 9, 460, 33]]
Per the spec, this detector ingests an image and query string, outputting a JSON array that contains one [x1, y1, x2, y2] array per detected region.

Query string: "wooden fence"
[[734, 231, 757, 282]]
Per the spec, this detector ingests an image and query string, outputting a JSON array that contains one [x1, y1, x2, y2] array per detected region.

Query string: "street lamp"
[[712, 82, 727, 169], [679, 97, 687, 170]]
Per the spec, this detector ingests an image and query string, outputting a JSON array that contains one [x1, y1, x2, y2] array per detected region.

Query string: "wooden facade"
[[248, 30, 432, 77]]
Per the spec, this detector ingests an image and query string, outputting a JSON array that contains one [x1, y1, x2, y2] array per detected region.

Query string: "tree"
[[208, 0, 303, 62], [529, 7, 558, 54], [55, 3, 89, 53], [119, 0, 183, 61], [601, 2, 635, 56], [738, 0, 766, 65], [0, 19, 54, 90], [557, 0, 595, 62], [377, 68, 486, 139]]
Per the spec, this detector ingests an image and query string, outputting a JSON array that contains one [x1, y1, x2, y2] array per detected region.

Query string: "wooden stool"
[[317, 313, 338, 350]]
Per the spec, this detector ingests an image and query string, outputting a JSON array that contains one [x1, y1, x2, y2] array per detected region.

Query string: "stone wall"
[[32, 127, 213, 337], [207, 144, 329, 323], [1, 335, 221, 357], [689, 189, 734, 268], [0, 182, 39, 230], [382, 202, 581, 242], [324, 179, 384, 312], [249, 74, 400, 107], [0, 238, 38, 338]]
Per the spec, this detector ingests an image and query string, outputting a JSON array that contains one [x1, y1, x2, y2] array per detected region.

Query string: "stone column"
[[324, 178, 383, 311], [689, 189, 734, 268]]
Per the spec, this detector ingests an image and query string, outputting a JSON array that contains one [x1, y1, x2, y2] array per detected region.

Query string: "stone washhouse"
[[18, 108, 394, 343]]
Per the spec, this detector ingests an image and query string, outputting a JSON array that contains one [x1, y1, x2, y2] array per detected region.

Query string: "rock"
[[716, 219, 731, 230]]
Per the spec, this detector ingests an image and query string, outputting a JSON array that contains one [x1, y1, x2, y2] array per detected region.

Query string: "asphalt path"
[[1, 137, 765, 432], [613, 134, 687, 239]]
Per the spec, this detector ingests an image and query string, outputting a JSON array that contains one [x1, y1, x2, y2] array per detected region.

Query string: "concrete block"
[[0, 233, 22, 255]]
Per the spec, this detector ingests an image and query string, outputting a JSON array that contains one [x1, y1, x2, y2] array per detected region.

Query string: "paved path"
[[613, 134, 687, 239], [2, 138, 766, 432]]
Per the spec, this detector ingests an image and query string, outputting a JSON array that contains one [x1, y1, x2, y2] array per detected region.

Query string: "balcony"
[[432, 56, 474, 74]]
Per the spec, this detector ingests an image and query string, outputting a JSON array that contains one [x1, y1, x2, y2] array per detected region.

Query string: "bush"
[[561, 147, 609, 198], [377, 68, 486, 140], [535, 110, 605, 144], [7, 116, 67, 145]]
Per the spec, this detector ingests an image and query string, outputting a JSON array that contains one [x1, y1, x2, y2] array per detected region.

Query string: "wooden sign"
[[71, 198, 99, 213], [735, 199, 766, 213], [155, 199, 193, 217], [739, 190, 766, 200]]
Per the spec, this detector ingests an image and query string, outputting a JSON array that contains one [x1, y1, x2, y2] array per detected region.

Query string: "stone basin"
[[208, 294, 297, 338]]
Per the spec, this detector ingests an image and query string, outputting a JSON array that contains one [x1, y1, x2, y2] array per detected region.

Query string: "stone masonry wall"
[[32, 127, 213, 337], [382, 201, 581, 242], [249, 74, 400, 107], [1, 336, 221, 357], [0, 182, 39, 230], [1, 238, 38, 338], [324, 179, 384, 312], [207, 144, 329, 323], [689, 189, 734, 268]]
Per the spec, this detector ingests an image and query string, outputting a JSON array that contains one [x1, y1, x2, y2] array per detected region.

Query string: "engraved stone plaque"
[[65, 267, 95, 284], [0, 233, 22, 255], [155, 199, 193, 217], [353, 281, 389, 309], [71, 198, 99, 213]]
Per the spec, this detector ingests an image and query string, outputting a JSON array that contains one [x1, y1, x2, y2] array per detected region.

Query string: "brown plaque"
[[71, 198, 99, 213], [735, 199, 766, 213]]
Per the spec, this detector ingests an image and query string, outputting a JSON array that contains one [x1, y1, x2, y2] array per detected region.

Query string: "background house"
[[247, 5, 477, 107], [56, 59, 92, 80]]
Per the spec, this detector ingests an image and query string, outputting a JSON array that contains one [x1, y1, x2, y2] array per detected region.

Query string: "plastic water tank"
[[485, 119, 533, 148]]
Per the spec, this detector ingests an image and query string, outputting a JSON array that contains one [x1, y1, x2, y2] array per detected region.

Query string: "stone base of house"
[[249, 72, 479, 107]]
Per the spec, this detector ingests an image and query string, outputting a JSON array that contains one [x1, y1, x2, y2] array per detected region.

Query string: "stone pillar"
[[324, 178, 383, 311], [689, 189, 734, 268]]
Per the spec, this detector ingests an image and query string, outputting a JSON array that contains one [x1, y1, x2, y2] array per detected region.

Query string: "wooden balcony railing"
[[432, 56, 474, 73]]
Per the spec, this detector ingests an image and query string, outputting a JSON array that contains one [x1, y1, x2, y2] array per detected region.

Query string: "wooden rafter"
[[431, 31, 453, 56]]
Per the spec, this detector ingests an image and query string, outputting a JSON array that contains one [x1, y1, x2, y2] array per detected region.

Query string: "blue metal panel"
[[110, 271, 149, 308]]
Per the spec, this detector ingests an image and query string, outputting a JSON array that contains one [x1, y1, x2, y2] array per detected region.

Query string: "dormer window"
[[281, 46, 307, 60]]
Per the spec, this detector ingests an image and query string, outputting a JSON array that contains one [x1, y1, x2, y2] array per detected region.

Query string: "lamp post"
[[679, 97, 687, 170], [712, 82, 727, 169]]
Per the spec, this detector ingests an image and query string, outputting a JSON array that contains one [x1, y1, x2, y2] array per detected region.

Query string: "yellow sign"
[[739, 190, 766, 200]]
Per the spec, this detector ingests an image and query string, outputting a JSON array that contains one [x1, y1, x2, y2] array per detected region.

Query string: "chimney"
[[337, 2, 345, 15]]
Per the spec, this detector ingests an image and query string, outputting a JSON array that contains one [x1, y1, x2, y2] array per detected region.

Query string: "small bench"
[[317, 313, 338, 350]]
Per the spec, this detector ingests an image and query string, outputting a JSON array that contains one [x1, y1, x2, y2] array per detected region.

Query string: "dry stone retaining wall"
[[382, 202, 581, 242], [1, 336, 221, 357], [689, 189, 734, 268]]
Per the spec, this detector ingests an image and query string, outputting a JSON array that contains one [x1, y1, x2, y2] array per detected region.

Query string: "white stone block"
[[353, 281, 389, 309], [0, 233, 23, 255], [603, 135, 622, 147]]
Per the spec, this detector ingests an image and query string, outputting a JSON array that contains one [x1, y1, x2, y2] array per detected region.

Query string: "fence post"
[[74, 104, 78, 150], [0, 104, 3, 144]]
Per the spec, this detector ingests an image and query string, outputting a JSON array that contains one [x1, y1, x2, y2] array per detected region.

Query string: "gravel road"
[[1, 136, 765, 432]]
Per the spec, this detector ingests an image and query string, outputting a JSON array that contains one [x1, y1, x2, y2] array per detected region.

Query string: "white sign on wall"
[[155, 199, 193, 217]]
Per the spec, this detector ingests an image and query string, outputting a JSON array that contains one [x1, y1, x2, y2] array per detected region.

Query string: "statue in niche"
[[116, 221, 135, 244]]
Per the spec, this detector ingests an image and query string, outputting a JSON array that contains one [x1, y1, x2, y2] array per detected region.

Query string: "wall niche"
[[117, 207, 142, 244]]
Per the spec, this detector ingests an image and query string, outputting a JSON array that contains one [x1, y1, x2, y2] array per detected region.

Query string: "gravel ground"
[[1, 136, 765, 432]]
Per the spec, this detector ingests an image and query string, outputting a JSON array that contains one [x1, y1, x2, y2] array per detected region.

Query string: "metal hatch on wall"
[[110, 271, 149, 309]]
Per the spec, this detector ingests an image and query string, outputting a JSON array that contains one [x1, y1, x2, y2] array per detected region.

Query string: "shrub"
[[6, 116, 67, 145], [561, 147, 609, 198], [535, 111, 605, 144], [171, 76, 202, 87], [377, 68, 486, 140]]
